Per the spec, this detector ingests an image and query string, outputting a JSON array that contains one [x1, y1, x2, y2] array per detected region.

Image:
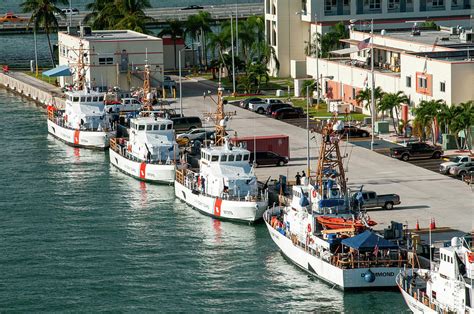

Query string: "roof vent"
[[460, 31, 473, 43]]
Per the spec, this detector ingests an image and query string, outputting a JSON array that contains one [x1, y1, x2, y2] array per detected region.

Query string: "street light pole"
[[315, 14, 320, 107], [370, 19, 375, 151], [230, 14, 236, 95], [306, 85, 310, 177], [179, 49, 183, 117]]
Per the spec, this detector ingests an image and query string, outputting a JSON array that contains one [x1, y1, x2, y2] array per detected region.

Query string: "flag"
[[374, 243, 379, 256], [358, 37, 371, 50], [363, 73, 368, 88], [423, 58, 428, 74]]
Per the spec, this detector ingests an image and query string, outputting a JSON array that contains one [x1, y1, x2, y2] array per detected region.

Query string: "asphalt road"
[[176, 77, 473, 233]]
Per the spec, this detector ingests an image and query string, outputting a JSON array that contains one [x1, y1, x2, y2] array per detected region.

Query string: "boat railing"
[[48, 109, 112, 132], [398, 270, 444, 312], [177, 168, 267, 202]]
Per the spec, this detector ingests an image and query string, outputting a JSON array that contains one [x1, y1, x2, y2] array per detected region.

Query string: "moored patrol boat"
[[397, 236, 473, 313], [109, 64, 177, 184], [174, 84, 268, 222], [47, 41, 113, 149], [264, 119, 420, 289]]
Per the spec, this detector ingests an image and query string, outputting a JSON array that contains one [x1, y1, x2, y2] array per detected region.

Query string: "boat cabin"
[[128, 116, 176, 163], [197, 140, 258, 199], [64, 90, 108, 130]]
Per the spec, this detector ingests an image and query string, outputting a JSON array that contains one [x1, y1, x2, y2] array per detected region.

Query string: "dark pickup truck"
[[390, 142, 443, 161], [352, 191, 401, 210]]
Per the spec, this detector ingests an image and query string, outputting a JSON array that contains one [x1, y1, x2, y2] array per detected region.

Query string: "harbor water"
[[0, 89, 409, 311]]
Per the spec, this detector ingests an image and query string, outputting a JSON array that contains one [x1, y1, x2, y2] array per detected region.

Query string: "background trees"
[[378, 91, 409, 134], [158, 19, 184, 69], [22, 0, 68, 67], [84, 0, 152, 33]]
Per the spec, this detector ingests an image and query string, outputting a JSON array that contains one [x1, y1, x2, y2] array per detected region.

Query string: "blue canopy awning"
[[43, 65, 71, 77], [341, 230, 399, 251]]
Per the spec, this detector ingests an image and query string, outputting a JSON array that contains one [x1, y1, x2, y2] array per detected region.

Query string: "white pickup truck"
[[439, 155, 472, 174], [105, 98, 142, 113], [248, 98, 284, 114]]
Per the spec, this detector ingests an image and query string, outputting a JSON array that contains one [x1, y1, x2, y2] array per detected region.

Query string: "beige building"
[[305, 28, 474, 115], [265, 0, 472, 77], [58, 27, 164, 91]]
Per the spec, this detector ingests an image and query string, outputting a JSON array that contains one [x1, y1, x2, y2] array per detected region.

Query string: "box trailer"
[[231, 135, 290, 159]]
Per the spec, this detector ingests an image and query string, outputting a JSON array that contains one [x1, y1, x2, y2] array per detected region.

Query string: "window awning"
[[43, 65, 72, 77], [330, 46, 359, 55]]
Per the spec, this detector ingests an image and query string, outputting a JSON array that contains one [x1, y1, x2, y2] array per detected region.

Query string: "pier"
[[0, 3, 263, 35]]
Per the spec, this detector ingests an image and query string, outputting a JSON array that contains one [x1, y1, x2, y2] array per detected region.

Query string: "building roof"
[[60, 29, 161, 42], [384, 30, 473, 48]]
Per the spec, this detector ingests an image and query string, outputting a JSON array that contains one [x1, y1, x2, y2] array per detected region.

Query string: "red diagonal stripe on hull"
[[139, 162, 146, 179], [214, 198, 222, 217], [74, 130, 80, 145]]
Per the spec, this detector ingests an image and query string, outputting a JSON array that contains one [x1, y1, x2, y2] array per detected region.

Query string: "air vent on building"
[[460, 31, 473, 43], [80, 26, 92, 37]]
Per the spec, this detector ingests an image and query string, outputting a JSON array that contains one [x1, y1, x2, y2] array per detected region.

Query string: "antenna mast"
[[315, 117, 347, 196]]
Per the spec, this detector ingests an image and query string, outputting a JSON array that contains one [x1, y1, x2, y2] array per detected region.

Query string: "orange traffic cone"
[[432, 218, 436, 230], [416, 220, 420, 231]]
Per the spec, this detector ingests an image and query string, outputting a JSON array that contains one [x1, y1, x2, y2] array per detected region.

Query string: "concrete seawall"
[[0, 72, 65, 108]]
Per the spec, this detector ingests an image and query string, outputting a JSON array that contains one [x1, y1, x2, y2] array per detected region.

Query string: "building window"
[[418, 76, 427, 89], [302, 0, 307, 14], [99, 57, 114, 65], [352, 88, 356, 99], [325, 0, 336, 11], [440, 82, 446, 92], [432, 0, 444, 6], [365, 0, 381, 9], [406, 76, 411, 87], [343, 0, 350, 5], [388, 0, 400, 9]]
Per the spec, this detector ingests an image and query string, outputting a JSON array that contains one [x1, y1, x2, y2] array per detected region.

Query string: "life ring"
[[307, 223, 312, 233], [127, 144, 132, 152], [468, 252, 474, 264], [312, 189, 317, 198]]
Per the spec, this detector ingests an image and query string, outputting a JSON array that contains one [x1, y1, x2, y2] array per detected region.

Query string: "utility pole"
[[230, 14, 236, 96], [370, 19, 375, 151]]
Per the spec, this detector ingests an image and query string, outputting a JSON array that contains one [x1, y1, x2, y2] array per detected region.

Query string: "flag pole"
[[370, 19, 375, 151]]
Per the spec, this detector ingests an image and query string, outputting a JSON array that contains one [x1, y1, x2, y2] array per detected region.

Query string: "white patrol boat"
[[174, 84, 268, 222], [47, 90, 114, 149], [397, 236, 473, 313], [47, 41, 113, 149], [109, 114, 177, 184], [264, 119, 420, 289], [109, 64, 177, 184]]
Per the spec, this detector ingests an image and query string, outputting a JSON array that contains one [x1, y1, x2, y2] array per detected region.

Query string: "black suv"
[[249, 151, 289, 167], [170, 116, 202, 133], [266, 103, 292, 115]]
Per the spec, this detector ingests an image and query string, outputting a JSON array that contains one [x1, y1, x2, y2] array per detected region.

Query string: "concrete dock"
[[0, 72, 471, 233], [177, 78, 473, 233]]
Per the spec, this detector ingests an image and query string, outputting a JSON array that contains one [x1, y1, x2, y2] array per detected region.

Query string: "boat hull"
[[397, 276, 435, 313], [47, 119, 112, 149], [109, 148, 175, 184], [174, 181, 267, 222], [265, 219, 402, 290]]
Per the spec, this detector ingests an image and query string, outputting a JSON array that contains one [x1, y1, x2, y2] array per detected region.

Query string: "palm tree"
[[22, 0, 67, 67], [84, 0, 152, 33], [355, 86, 384, 118], [378, 91, 409, 134], [449, 101, 474, 151], [185, 11, 212, 67], [320, 22, 348, 57], [208, 24, 231, 79], [413, 99, 445, 143], [158, 19, 184, 69]]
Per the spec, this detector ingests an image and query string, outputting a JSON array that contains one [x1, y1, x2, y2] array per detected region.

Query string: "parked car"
[[439, 155, 472, 174], [249, 98, 283, 114], [389, 142, 443, 161], [272, 107, 305, 119], [266, 103, 292, 115], [337, 125, 370, 137], [176, 128, 215, 141], [181, 5, 204, 10], [0, 12, 28, 23], [449, 162, 474, 177], [239, 97, 262, 109], [61, 8, 79, 15], [105, 97, 142, 113], [249, 151, 288, 167], [170, 116, 202, 133], [351, 190, 401, 210]]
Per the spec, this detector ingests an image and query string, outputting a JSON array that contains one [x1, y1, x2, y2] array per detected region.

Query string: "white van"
[[59, 8, 79, 16]]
